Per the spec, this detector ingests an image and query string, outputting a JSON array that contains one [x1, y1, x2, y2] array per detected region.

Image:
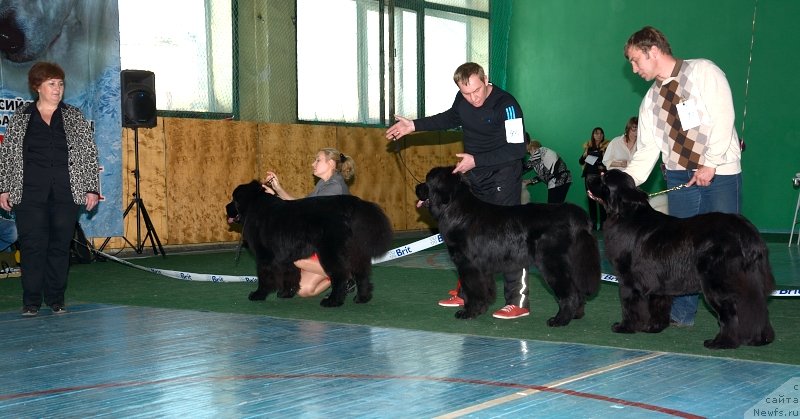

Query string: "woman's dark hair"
[[28, 62, 65, 93], [591, 127, 605, 142], [624, 116, 639, 142]]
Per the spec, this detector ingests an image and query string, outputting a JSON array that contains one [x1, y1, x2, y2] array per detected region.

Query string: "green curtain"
[[489, 0, 513, 89]]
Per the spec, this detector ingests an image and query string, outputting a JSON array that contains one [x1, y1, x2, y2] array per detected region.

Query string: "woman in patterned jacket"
[[522, 134, 572, 204], [0, 62, 100, 317]]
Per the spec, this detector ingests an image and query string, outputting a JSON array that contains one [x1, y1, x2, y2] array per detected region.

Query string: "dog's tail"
[[352, 201, 394, 258], [734, 218, 776, 344], [752, 243, 776, 298], [733, 216, 776, 297]]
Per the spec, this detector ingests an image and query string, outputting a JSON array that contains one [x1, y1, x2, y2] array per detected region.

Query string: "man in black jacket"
[[385, 62, 530, 319]]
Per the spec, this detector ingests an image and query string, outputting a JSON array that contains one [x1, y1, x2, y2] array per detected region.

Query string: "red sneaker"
[[438, 290, 464, 307], [492, 305, 530, 319]]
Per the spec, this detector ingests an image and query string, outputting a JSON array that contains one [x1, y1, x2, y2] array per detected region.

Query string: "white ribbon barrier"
[[599, 273, 800, 297], [371, 233, 445, 264], [95, 250, 259, 283], [93, 235, 800, 297]]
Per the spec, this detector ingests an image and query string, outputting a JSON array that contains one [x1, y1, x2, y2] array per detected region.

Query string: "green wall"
[[505, 0, 800, 232]]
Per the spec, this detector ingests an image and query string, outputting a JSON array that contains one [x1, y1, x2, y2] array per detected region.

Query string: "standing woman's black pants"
[[16, 168, 79, 309]]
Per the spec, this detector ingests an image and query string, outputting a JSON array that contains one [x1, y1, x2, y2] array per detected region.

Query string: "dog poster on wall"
[[0, 0, 123, 237]]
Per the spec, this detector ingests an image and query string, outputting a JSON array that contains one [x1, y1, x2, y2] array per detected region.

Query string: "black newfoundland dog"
[[226, 181, 393, 307], [416, 166, 601, 325], [587, 169, 775, 349]]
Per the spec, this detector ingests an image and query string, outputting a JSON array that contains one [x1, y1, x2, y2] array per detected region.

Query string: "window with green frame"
[[297, 0, 489, 125], [119, 0, 233, 116]]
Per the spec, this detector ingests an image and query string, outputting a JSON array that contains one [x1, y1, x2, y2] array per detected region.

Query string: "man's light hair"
[[624, 26, 672, 59], [453, 62, 486, 86]]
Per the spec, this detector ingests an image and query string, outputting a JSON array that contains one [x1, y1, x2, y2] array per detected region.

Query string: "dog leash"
[[391, 135, 423, 185], [234, 225, 245, 265], [648, 183, 687, 197], [232, 204, 253, 265]]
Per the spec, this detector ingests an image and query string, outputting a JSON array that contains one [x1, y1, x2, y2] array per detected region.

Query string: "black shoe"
[[21, 306, 39, 317], [51, 304, 67, 314]]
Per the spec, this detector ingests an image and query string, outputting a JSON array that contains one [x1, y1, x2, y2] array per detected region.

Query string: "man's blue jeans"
[[665, 170, 742, 325], [0, 217, 17, 253]]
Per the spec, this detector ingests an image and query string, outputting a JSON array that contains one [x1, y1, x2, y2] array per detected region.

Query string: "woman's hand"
[[0, 192, 11, 212], [262, 171, 288, 198], [262, 184, 276, 195], [263, 171, 282, 193], [85, 193, 99, 211], [263, 171, 280, 189]]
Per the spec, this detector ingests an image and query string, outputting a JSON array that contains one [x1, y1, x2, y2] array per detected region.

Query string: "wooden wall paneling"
[[257, 123, 333, 198], [438, 131, 466, 163], [164, 118, 259, 244], [398, 131, 464, 231], [397, 132, 439, 232], [335, 126, 406, 230], [217, 121, 260, 243], [98, 121, 467, 249]]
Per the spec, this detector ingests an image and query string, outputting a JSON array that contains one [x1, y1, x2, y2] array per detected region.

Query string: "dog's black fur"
[[226, 181, 393, 307], [416, 167, 601, 325], [587, 169, 775, 349]]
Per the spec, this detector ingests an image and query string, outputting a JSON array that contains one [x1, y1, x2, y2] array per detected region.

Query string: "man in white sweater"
[[623, 26, 743, 327]]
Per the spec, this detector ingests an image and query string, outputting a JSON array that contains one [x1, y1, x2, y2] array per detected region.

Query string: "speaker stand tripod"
[[100, 127, 165, 256]]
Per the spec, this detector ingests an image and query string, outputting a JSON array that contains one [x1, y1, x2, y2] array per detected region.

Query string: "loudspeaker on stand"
[[121, 70, 157, 128]]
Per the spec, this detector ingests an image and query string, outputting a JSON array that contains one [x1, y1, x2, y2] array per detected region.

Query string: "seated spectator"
[[603, 117, 638, 169]]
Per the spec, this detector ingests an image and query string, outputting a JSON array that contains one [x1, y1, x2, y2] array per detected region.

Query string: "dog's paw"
[[277, 289, 296, 298], [353, 294, 372, 304], [547, 316, 570, 327], [572, 305, 586, 319], [320, 297, 345, 307], [611, 322, 635, 334], [642, 323, 668, 333], [703, 336, 739, 350], [248, 291, 267, 301], [454, 309, 477, 320]]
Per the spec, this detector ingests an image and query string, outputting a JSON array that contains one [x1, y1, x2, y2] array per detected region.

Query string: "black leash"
[[392, 135, 423, 185], [234, 229, 244, 265], [233, 208, 254, 265]]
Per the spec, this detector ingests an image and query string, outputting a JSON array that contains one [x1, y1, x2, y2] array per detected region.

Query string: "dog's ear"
[[423, 166, 460, 208], [231, 180, 264, 210], [415, 182, 429, 202], [604, 170, 649, 214], [225, 201, 238, 218]]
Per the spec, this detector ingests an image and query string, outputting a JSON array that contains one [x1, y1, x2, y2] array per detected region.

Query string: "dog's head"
[[415, 166, 467, 218], [586, 169, 649, 215], [226, 180, 273, 225], [0, 0, 81, 62]]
